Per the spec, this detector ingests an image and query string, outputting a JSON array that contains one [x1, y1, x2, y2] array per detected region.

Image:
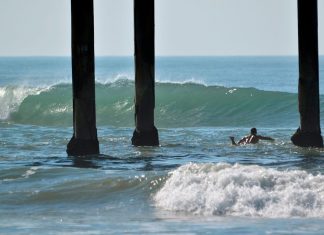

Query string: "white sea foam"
[[47, 105, 72, 114], [98, 74, 134, 85], [22, 166, 39, 179], [154, 163, 324, 218], [96, 73, 209, 87], [156, 77, 208, 87]]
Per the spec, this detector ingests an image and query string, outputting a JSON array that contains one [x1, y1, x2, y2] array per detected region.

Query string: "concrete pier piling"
[[291, 0, 323, 147], [67, 0, 99, 155], [131, 0, 159, 146]]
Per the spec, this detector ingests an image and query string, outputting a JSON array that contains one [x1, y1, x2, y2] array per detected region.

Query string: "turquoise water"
[[1, 56, 324, 234]]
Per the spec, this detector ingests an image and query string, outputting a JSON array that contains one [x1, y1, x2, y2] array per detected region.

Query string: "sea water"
[[1, 56, 324, 234]]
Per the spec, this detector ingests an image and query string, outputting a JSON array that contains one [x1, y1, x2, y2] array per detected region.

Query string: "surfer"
[[230, 128, 274, 145]]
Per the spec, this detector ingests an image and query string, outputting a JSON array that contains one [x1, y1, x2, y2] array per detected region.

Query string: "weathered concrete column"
[[291, 0, 323, 147], [131, 0, 159, 146], [67, 0, 99, 155]]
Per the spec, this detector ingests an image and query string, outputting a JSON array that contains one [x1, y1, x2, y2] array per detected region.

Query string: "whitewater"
[[1, 56, 324, 234]]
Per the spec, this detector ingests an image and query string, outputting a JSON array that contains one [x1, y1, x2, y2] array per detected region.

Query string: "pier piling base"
[[67, 136, 99, 156], [291, 128, 323, 148], [131, 127, 159, 147]]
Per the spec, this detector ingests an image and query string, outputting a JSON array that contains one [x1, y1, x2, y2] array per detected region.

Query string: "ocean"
[[1, 56, 324, 234]]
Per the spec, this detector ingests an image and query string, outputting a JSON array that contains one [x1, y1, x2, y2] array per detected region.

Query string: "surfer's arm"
[[259, 136, 274, 141]]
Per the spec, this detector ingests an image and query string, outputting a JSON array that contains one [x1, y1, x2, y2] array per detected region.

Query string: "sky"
[[0, 0, 323, 56]]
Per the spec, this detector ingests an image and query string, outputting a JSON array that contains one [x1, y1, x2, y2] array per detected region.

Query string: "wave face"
[[154, 163, 324, 218], [0, 79, 304, 127]]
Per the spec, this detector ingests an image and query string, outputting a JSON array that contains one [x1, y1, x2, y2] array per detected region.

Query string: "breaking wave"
[[154, 163, 324, 218], [0, 79, 305, 127]]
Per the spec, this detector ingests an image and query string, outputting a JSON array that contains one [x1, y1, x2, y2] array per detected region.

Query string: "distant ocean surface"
[[1, 56, 324, 234]]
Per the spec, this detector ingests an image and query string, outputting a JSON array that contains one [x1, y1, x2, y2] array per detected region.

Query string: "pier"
[[67, 0, 99, 155], [132, 0, 159, 146], [66, 0, 322, 155], [291, 0, 323, 147]]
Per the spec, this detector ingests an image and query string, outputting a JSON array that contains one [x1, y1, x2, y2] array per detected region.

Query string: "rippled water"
[[1, 57, 324, 234]]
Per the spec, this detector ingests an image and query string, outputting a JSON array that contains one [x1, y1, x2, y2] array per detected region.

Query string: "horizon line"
[[0, 54, 317, 58]]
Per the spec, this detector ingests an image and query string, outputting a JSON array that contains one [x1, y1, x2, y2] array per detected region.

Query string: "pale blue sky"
[[0, 0, 323, 56]]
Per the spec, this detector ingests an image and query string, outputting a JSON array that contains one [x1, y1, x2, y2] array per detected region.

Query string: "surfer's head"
[[251, 128, 257, 135]]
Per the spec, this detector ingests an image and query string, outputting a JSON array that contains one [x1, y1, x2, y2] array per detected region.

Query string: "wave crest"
[[0, 86, 49, 120]]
